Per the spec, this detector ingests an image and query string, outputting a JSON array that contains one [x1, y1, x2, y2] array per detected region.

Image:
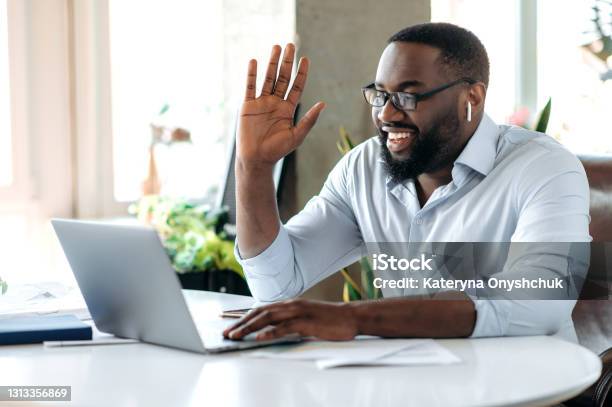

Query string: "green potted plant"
[[129, 196, 250, 295], [336, 127, 381, 303]]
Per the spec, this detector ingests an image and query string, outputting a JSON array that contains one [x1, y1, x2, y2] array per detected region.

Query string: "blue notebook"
[[0, 314, 92, 345]]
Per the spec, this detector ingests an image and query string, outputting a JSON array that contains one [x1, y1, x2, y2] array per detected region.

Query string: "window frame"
[[70, 0, 128, 218], [0, 0, 30, 203], [515, 0, 538, 113]]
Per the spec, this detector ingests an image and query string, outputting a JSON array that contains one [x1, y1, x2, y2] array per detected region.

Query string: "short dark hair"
[[388, 22, 490, 87]]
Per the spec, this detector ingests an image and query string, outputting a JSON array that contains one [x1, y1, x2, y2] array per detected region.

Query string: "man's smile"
[[381, 126, 418, 155]]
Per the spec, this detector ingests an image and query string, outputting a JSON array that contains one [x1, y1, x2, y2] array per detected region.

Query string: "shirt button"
[[415, 218, 423, 225]]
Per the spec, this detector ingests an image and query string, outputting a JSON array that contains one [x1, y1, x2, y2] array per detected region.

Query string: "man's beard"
[[379, 108, 461, 183]]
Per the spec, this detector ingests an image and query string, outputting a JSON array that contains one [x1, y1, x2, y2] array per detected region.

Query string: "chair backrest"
[[580, 155, 612, 242], [573, 155, 612, 356]]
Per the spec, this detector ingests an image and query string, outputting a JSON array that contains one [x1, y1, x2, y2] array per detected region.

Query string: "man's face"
[[372, 42, 469, 183]]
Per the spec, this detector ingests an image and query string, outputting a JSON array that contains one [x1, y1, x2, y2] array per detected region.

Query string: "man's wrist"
[[235, 157, 276, 175], [339, 295, 477, 338], [342, 301, 364, 336]]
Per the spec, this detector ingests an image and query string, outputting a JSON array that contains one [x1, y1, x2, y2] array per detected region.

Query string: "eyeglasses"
[[361, 78, 476, 111]]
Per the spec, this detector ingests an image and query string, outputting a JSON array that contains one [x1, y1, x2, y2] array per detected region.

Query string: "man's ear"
[[467, 82, 486, 114]]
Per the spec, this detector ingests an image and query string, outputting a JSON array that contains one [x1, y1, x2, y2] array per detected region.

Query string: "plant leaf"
[[359, 257, 379, 299], [342, 281, 362, 302], [534, 97, 552, 133], [337, 127, 356, 156], [340, 268, 364, 298], [336, 141, 346, 155], [158, 103, 170, 116], [343, 132, 355, 150]]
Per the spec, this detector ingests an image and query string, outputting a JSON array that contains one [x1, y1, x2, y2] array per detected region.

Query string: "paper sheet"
[[247, 337, 461, 369], [0, 282, 89, 320], [315, 339, 460, 369], [248, 337, 416, 360]]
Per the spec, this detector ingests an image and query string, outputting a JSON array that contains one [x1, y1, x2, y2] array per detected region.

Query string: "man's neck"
[[413, 115, 482, 207], [415, 167, 453, 207]]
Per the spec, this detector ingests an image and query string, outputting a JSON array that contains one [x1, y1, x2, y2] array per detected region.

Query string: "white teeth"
[[388, 132, 412, 140]]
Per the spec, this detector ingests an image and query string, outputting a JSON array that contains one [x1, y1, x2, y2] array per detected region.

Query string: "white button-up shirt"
[[236, 114, 591, 339]]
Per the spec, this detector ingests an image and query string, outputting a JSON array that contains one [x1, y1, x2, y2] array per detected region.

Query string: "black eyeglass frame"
[[361, 78, 477, 111]]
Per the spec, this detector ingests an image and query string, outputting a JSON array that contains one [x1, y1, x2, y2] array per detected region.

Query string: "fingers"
[[245, 43, 306, 102], [223, 307, 263, 336], [223, 303, 302, 340], [261, 45, 282, 96], [256, 320, 308, 341], [273, 43, 295, 98], [244, 59, 257, 101], [286, 57, 309, 105], [228, 309, 294, 339], [293, 102, 326, 143]]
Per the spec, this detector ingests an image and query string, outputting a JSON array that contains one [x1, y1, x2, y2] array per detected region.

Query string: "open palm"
[[237, 44, 325, 166]]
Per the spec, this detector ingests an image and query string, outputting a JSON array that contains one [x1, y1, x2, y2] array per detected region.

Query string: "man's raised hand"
[[237, 43, 326, 168]]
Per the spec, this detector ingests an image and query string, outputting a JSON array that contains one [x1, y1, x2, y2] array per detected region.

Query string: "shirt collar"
[[453, 113, 499, 178], [382, 113, 500, 189]]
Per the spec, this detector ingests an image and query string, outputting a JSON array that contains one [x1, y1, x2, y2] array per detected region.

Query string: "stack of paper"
[[0, 282, 89, 320], [247, 337, 460, 369]]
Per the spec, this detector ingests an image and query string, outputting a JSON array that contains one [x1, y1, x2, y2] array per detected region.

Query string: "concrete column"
[[293, 0, 430, 300]]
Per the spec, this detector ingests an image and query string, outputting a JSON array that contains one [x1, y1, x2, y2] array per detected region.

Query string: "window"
[[538, 0, 612, 154], [108, 0, 295, 203], [0, 0, 11, 187], [0, 0, 296, 296], [433, 0, 612, 154], [431, 0, 518, 124], [108, 0, 226, 202]]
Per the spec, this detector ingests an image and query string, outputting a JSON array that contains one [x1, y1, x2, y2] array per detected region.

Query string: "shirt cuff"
[[235, 226, 292, 273], [469, 299, 509, 338], [234, 226, 301, 301]]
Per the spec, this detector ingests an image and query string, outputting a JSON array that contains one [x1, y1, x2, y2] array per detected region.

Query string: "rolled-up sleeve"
[[235, 153, 364, 302], [471, 299, 577, 337], [470, 147, 591, 338], [234, 226, 298, 301]]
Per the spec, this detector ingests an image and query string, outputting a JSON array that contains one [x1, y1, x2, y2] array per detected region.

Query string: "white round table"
[[0, 291, 602, 407]]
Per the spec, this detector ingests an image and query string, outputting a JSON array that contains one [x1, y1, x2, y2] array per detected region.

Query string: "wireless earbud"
[[467, 102, 472, 122]]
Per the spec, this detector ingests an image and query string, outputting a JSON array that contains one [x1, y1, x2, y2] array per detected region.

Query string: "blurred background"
[[0, 0, 611, 305]]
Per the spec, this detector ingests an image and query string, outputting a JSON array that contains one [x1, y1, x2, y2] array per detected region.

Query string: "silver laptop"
[[51, 218, 299, 353]]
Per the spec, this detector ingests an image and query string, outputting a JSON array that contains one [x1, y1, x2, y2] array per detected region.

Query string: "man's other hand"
[[223, 299, 357, 341]]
